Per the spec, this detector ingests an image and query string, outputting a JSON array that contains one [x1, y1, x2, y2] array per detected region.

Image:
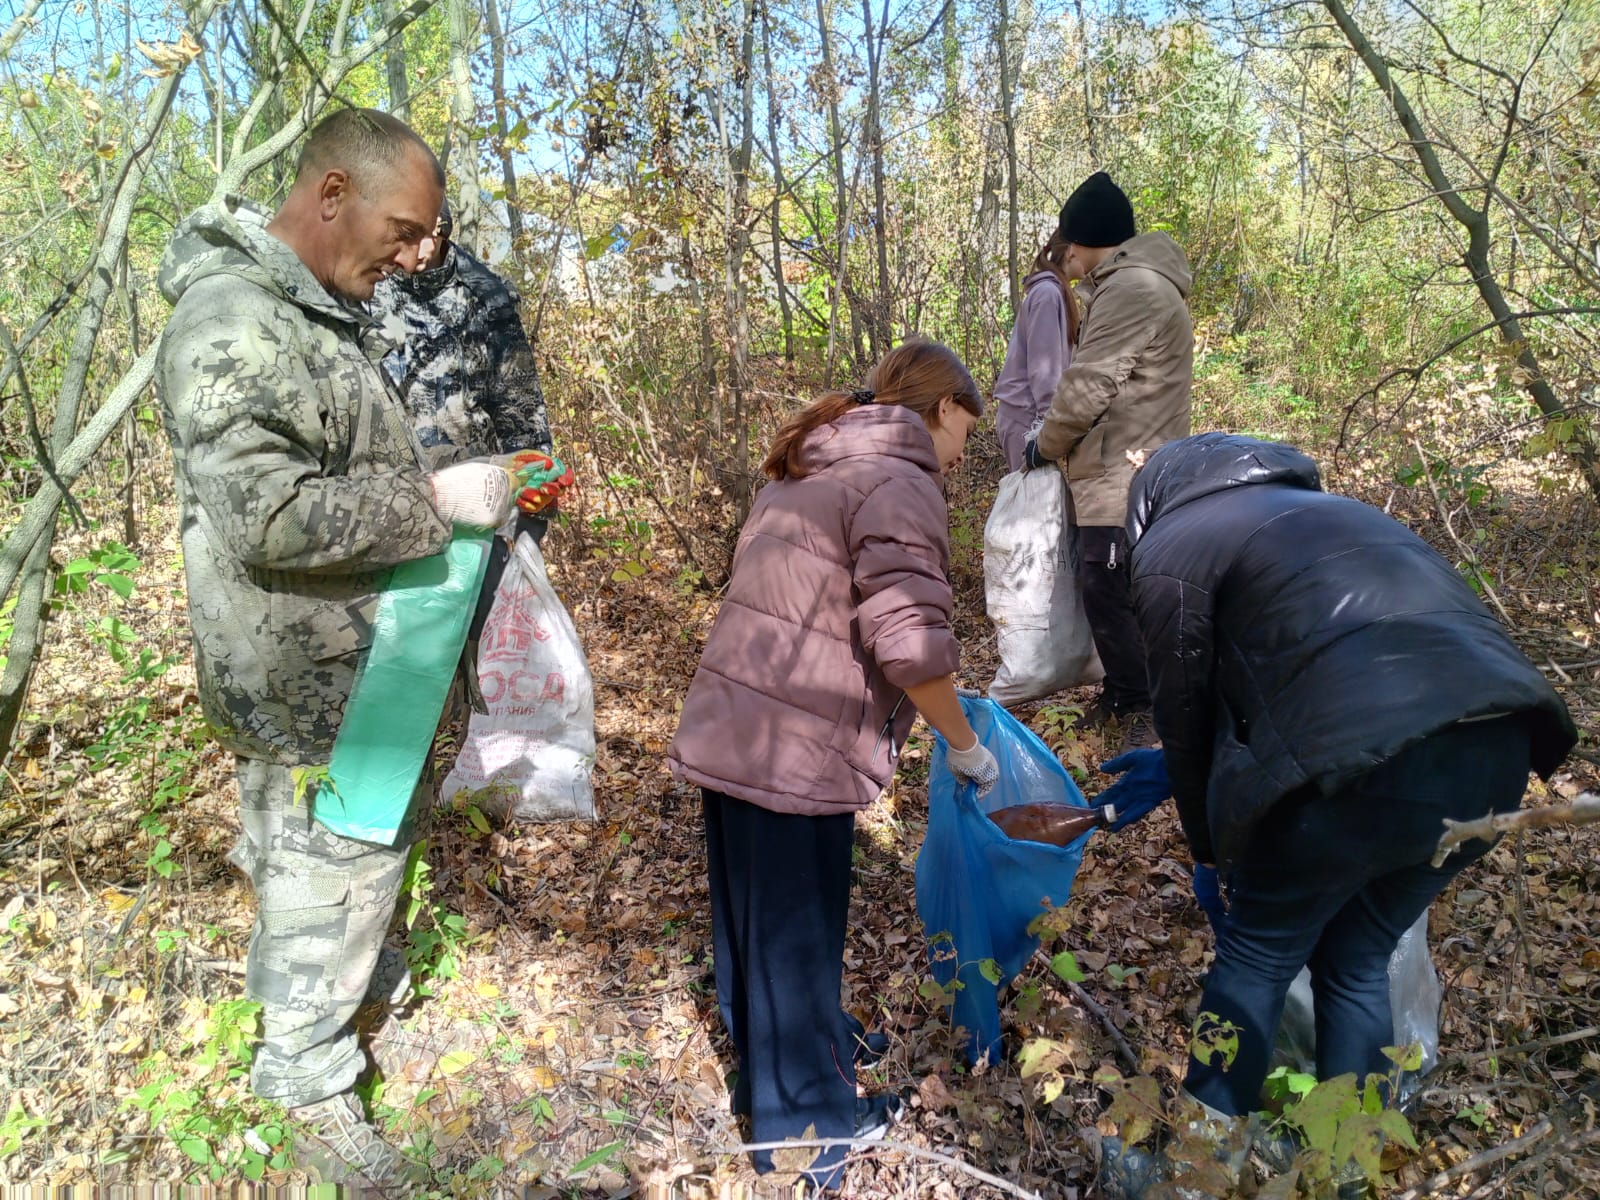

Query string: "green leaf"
[[466, 806, 491, 835], [976, 958, 1003, 985], [1049, 951, 1086, 983], [568, 1140, 624, 1175], [98, 572, 135, 600]]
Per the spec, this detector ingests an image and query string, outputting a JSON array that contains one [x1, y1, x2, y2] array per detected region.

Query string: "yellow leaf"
[[474, 981, 501, 999], [438, 1050, 476, 1076], [102, 890, 137, 915], [126, 986, 147, 1005], [531, 1065, 558, 1088]]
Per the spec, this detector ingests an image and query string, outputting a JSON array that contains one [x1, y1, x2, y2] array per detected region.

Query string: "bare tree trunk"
[[384, 0, 412, 119], [997, 0, 1020, 316], [0, 0, 223, 757], [484, 0, 524, 259], [712, 0, 759, 497], [1321, 0, 1600, 502], [447, 0, 483, 250], [0, 0, 442, 759], [815, 0, 861, 382], [860, 0, 891, 352], [760, 0, 794, 361], [1073, 0, 1098, 163], [0, 0, 43, 57]]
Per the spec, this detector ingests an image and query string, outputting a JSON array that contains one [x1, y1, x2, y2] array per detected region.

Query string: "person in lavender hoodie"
[[993, 232, 1081, 470], [669, 340, 998, 1191]]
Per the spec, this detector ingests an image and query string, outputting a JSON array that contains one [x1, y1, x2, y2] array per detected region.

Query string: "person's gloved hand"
[[1022, 438, 1049, 471], [429, 461, 518, 527], [946, 737, 999, 797], [502, 450, 575, 514], [955, 685, 983, 699], [1098, 748, 1171, 831], [1193, 863, 1227, 934]]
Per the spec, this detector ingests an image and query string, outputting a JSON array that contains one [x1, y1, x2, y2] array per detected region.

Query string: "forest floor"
[[2, 370, 1600, 1198]]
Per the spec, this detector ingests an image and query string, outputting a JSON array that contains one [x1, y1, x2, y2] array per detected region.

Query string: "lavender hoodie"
[[993, 271, 1073, 471], [669, 405, 961, 816]]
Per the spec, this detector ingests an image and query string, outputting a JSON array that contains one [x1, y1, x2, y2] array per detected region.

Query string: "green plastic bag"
[[319, 529, 493, 844]]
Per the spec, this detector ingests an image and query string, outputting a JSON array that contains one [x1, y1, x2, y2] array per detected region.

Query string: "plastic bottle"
[[990, 802, 1116, 847]]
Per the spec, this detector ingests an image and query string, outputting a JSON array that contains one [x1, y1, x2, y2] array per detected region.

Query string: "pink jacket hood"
[[669, 405, 961, 815]]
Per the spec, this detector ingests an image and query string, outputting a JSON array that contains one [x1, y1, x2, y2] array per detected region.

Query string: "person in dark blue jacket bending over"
[[1126, 433, 1575, 1118]]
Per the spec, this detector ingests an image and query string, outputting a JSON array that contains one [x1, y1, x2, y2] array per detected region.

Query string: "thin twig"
[[1432, 1025, 1600, 1075], [1391, 1117, 1552, 1200], [714, 1136, 1045, 1199], [1032, 948, 1140, 1072]]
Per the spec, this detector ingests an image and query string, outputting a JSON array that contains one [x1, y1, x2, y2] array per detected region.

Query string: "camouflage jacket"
[[156, 197, 453, 765], [369, 244, 551, 469]]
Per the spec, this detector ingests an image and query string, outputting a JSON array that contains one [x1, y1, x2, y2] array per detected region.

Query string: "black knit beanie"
[[1057, 172, 1136, 247]]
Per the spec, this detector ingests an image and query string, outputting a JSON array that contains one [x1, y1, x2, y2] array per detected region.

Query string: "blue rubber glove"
[[1098, 748, 1171, 831], [1193, 863, 1227, 934], [1022, 438, 1049, 471]]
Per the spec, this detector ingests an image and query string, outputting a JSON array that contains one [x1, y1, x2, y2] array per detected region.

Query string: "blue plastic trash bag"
[[915, 695, 1094, 1065], [320, 529, 493, 844]]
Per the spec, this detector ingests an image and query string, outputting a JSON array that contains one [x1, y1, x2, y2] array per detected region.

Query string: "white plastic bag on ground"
[[984, 468, 1102, 706], [441, 533, 597, 822], [1274, 909, 1440, 1101]]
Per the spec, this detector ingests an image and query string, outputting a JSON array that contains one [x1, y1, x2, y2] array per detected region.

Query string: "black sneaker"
[[853, 1093, 906, 1141]]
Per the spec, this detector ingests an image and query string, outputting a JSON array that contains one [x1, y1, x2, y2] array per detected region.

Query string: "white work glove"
[[428, 461, 517, 528], [946, 737, 999, 797]]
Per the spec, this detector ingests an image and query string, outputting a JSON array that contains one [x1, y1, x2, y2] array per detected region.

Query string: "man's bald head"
[[295, 107, 445, 197], [269, 107, 445, 303]]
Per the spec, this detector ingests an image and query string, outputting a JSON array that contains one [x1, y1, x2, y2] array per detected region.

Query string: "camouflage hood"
[[158, 196, 367, 330]]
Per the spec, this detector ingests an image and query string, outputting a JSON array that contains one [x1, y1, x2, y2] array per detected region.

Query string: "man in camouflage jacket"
[[156, 109, 525, 1184], [369, 200, 551, 468], [370, 200, 554, 631]]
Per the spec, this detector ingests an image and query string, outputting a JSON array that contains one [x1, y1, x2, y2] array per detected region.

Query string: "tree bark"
[[447, 0, 483, 251], [997, 0, 1020, 316], [1321, 0, 1600, 502], [760, 0, 795, 361], [814, 0, 861, 382], [484, 0, 524, 259], [0, 0, 223, 757], [383, 0, 412, 119], [860, 0, 891, 353]]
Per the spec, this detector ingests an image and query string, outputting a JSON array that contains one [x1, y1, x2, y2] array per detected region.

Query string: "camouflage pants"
[[230, 756, 424, 1107]]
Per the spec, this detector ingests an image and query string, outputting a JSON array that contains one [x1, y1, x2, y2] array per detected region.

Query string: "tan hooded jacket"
[[1036, 232, 1193, 526]]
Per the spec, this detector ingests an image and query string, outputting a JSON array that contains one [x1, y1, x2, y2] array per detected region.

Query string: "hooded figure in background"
[[1124, 432, 1575, 1119], [1023, 172, 1193, 747]]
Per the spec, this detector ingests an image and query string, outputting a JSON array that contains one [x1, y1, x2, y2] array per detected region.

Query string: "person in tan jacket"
[[1023, 172, 1192, 746]]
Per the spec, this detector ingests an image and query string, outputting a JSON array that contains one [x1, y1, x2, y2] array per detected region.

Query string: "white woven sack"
[[984, 468, 1102, 706], [442, 533, 597, 821]]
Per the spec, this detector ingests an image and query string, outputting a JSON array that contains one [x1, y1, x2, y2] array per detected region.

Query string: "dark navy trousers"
[[702, 789, 858, 1189], [1186, 717, 1532, 1115], [1076, 523, 1151, 713]]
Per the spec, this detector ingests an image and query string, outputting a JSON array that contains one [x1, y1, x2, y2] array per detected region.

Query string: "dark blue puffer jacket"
[[1125, 432, 1576, 867]]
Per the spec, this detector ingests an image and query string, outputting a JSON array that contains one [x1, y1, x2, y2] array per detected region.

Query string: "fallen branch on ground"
[[1432, 793, 1600, 866]]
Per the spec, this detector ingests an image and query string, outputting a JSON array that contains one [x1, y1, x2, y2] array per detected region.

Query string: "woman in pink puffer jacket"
[[669, 340, 997, 1191]]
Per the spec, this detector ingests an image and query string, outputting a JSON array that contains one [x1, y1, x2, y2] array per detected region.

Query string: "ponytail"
[[1029, 232, 1082, 346], [761, 391, 857, 480], [760, 340, 982, 480]]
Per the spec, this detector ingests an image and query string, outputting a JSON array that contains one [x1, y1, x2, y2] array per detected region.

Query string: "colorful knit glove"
[[504, 450, 575, 514]]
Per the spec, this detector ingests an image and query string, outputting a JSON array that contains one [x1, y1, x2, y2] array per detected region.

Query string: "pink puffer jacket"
[[669, 405, 961, 815]]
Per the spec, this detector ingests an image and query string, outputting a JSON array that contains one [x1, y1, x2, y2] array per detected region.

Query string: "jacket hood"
[[1127, 432, 1321, 546], [158, 196, 366, 327], [796, 404, 942, 480], [390, 243, 460, 301], [1091, 232, 1193, 299]]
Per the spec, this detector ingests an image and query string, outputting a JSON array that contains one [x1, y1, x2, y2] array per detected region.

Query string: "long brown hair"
[[761, 339, 982, 480], [1027, 232, 1082, 346]]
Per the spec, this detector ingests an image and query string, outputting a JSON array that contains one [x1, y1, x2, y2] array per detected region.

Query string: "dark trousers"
[[1076, 524, 1150, 712], [1185, 718, 1531, 1115], [702, 789, 857, 1189]]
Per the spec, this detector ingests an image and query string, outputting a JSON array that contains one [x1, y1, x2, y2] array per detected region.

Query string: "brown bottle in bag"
[[990, 802, 1117, 847]]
